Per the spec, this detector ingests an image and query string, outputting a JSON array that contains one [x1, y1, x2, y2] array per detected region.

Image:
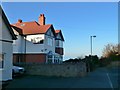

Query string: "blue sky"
[[1, 2, 118, 60]]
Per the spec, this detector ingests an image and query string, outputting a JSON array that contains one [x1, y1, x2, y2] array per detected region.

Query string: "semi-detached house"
[[11, 14, 64, 64]]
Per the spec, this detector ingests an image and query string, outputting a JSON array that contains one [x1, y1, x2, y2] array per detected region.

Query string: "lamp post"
[[89, 35, 96, 72], [90, 35, 96, 56]]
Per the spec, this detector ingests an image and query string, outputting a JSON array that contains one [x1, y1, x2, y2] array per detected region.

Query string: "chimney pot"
[[18, 19, 22, 23], [39, 14, 45, 25]]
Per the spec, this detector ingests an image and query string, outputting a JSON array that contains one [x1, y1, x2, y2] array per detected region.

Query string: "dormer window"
[[31, 38, 44, 44], [30, 37, 44, 44], [26, 34, 45, 44], [20, 23, 25, 27]]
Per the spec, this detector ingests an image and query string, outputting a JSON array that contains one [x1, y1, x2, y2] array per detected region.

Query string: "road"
[[4, 66, 119, 89]]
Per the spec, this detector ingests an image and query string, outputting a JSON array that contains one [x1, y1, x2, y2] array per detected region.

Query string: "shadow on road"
[[3, 66, 120, 89]]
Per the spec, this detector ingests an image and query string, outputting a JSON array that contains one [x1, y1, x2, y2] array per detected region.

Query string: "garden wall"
[[18, 62, 87, 77]]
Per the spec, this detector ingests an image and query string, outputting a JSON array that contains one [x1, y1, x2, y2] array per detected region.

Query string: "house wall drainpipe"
[[24, 35, 26, 64]]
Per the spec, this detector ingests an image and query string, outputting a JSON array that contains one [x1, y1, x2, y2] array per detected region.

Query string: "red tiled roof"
[[11, 21, 52, 35], [11, 20, 64, 41], [55, 30, 60, 36], [55, 30, 60, 34]]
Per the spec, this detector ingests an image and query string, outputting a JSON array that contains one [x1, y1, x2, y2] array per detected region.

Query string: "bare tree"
[[102, 43, 119, 58]]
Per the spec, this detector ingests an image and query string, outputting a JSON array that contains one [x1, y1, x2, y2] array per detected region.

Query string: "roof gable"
[[46, 25, 56, 37], [56, 33, 62, 40], [46, 28, 54, 37], [1, 6, 17, 40], [55, 30, 64, 41]]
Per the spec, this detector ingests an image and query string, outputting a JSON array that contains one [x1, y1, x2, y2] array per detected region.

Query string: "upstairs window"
[[56, 40, 62, 47], [47, 38, 53, 46], [56, 40, 59, 47], [0, 53, 4, 68]]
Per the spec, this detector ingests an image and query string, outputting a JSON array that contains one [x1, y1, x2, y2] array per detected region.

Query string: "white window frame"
[[48, 37, 53, 46], [0, 53, 5, 68], [56, 40, 59, 47]]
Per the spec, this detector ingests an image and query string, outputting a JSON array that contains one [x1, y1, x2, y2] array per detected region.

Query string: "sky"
[[1, 2, 118, 60]]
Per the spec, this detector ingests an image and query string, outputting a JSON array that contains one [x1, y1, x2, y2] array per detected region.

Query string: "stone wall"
[[18, 62, 87, 77], [110, 61, 120, 67]]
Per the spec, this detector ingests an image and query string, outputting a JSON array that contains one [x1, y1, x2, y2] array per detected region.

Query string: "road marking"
[[106, 73, 114, 90]]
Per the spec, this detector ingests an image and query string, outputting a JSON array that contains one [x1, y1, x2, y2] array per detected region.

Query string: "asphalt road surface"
[[4, 66, 120, 89]]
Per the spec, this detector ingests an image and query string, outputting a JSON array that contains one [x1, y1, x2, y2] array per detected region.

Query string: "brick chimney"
[[17, 19, 22, 23], [38, 14, 45, 25]]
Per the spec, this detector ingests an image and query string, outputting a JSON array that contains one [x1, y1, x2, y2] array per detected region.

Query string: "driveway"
[[3, 66, 119, 89]]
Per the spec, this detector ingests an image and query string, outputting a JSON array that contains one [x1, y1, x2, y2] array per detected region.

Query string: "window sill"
[[33, 43, 44, 44]]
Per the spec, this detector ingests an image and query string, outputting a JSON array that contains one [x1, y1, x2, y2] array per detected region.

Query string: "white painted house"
[[11, 14, 64, 64], [0, 6, 16, 81]]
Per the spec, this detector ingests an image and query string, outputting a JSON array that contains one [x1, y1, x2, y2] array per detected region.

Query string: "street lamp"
[[90, 35, 96, 56], [88, 35, 96, 72]]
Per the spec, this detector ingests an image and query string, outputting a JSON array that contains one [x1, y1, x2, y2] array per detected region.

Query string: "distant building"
[[0, 6, 16, 81], [11, 14, 64, 64]]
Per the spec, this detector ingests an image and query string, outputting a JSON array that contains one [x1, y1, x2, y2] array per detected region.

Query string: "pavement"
[[3, 66, 120, 89]]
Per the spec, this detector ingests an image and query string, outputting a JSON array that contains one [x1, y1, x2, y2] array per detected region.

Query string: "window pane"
[[48, 38, 53, 46], [56, 40, 59, 46], [0, 54, 4, 68]]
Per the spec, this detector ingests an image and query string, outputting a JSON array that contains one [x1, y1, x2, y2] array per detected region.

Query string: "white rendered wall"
[[0, 41, 13, 81], [13, 36, 24, 53], [26, 40, 44, 53], [44, 28, 55, 54], [0, 20, 13, 81], [13, 35, 45, 54], [44, 35, 55, 54], [1, 20, 12, 41], [13, 28, 56, 54], [0, 12, 2, 83], [0, 15, 1, 39]]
